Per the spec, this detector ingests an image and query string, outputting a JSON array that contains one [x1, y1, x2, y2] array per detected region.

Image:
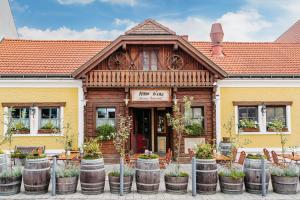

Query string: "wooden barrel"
[[108, 175, 133, 194], [56, 176, 78, 195], [271, 175, 298, 194], [164, 175, 188, 194], [219, 176, 243, 194], [244, 158, 269, 194], [196, 159, 217, 194], [0, 154, 7, 173], [0, 175, 22, 196], [23, 157, 50, 194], [136, 158, 160, 194], [80, 158, 105, 195]]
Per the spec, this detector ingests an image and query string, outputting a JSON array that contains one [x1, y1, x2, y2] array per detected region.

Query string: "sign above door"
[[131, 89, 171, 102]]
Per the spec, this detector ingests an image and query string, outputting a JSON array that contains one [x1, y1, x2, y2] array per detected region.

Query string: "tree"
[[268, 118, 286, 163], [113, 114, 132, 158], [166, 96, 193, 165]]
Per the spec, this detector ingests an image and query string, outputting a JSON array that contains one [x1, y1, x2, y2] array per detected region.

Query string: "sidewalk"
[[4, 164, 300, 200]]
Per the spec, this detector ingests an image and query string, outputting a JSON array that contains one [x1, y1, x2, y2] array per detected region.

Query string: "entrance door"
[[154, 108, 171, 154], [133, 109, 152, 153]]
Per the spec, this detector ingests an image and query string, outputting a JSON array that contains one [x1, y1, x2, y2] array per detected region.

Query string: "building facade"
[[1, 19, 300, 160]]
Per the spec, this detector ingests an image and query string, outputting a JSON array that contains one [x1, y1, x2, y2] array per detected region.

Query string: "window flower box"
[[38, 129, 59, 134], [16, 129, 30, 134], [267, 127, 288, 132], [240, 127, 260, 132]]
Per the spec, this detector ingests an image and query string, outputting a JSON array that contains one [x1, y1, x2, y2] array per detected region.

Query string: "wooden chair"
[[15, 145, 46, 154], [160, 148, 172, 169], [125, 153, 135, 168], [237, 151, 246, 165], [263, 148, 272, 162], [271, 151, 283, 164], [231, 148, 237, 162], [188, 148, 195, 161]]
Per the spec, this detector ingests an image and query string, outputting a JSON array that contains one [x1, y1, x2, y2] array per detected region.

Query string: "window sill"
[[238, 131, 291, 135], [12, 133, 63, 137]]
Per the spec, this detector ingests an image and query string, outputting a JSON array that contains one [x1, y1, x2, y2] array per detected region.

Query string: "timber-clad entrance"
[[78, 19, 226, 163]]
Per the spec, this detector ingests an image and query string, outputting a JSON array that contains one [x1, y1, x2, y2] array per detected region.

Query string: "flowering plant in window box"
[[267, 119, 288, 132], [96, 124, 116, 141], [38, 120, 59, 134], [13, 121, 30, 134], [238, 119, 259, 132]]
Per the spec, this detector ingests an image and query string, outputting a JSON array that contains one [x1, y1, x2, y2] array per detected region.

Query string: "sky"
[[8, 0, 300, 41]]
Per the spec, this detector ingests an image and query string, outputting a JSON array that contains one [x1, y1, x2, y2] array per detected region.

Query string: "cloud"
[[18, 26, 124, 40], [57, 0, 138, 6], [10, 0, 29, 12], [57, 0, 95, 5], [113, 18, 137, 28]]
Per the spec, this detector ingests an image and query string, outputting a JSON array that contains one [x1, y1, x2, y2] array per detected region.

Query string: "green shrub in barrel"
[[136, 152, 160, 194], [0, 167, 22, 196], [56, 164, 80, 194], [23, 149, 50, 194], [244, 154, 270, 194], [109, 166, 134, 194], [269, 118, 299, 194], [195, 143, 217, 194], [218, 165, 244, 194], [80, 138, 105, 195]]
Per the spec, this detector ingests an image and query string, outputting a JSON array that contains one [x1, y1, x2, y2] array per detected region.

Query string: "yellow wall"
[[0, 88, 78, 150], [220, 87, 300, 148]]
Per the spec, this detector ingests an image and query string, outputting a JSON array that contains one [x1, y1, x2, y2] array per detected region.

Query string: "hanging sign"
[[131, 89, 171, 102]]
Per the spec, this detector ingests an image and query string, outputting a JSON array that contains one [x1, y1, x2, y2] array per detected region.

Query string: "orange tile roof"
[[0, 39, 110, 75], [191, 41, 300, 76], [1, 38, 300, 76]]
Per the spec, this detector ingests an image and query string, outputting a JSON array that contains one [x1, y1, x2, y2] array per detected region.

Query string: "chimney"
[[181, 35, 188, 41], [210, 23, 224, 57]]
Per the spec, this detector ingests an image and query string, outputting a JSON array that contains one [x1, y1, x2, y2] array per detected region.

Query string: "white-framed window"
[[3, 106, 64, 136], [96, 107, 116, 128], [11, 107, 30, 133], [235, 104, 290, 134], [39, 107, 61, 131], [142, 49, 158, 71], [185, 107, 205, 127]]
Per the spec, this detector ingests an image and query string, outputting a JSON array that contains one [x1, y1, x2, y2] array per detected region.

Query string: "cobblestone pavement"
[[4, 164, 300, 200]]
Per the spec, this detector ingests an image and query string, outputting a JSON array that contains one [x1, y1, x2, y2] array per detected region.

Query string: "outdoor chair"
[[15, 145, 46, 154], [188, 148, 195, 161], [237, 151, 246, 165], [271, 151, 286, 165], [231, 148, 237, 162], [159, 148, 172, 169], [263, 148, 272, 162]]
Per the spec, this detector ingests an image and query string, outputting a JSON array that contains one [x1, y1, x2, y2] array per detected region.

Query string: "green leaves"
[[96, 124, 116, 141], [195, 143, 214, 159]]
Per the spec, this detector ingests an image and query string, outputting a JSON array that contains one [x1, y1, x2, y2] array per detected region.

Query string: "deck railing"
[[85, 70, 214, 87]]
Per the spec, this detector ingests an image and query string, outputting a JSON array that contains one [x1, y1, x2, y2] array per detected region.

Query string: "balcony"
[[85, 70, 214, 88]]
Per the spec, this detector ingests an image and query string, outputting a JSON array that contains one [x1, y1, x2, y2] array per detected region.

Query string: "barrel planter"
[[0, 175, 22, 196], [244, 158, 269, 194], [219, 176, 243, 194], [108, 174, 133, 194], [0, 154, 7, 173], [164, 175, 188, 194], [80, 158, 105, 195], [56, 176, 78, 195], [136, 158, 160, 194], [196, 159, 217, 194], [271, 175, 298, 194], [23, 157, 51, 194]]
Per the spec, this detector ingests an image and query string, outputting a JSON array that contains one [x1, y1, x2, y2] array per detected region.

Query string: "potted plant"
[[38, 120, 59, 134], [136, 151, 160, 194], [238, 119, 259, 132], [195, 143, 217, 194], [165, 96, 193, 194], [56, 123, 79, 159], [268, 118, 299, 194], [96, 123, 116, 155], [218, 117, 250, 194], [23, 148, 50, 194], [267, 119, 288, 132], [110, 114, 133, 194], [0, 166, 22, 196], [244, 153, 270, 194], [10, 150, 27, 166], [164, 164, 189, 194], [80, 138, 105, 195], [56, 164, 80, 194], [109, 165, 134, 194], [13, 121, 30, 134]]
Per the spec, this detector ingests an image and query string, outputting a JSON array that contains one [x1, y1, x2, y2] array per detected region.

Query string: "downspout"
[[214, 82, 221, 150]]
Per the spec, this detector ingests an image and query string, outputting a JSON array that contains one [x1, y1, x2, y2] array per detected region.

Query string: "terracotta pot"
[[16, 130, 30, 134], [240, 127, 259, 132], [267, 127, 288, 132], [38, 129, 58, 134]]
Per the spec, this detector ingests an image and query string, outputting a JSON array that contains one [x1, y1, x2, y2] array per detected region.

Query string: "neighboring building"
[[0, 19, 300, 159], [0, 0, 18, 39], [276, 20, 300, 43]]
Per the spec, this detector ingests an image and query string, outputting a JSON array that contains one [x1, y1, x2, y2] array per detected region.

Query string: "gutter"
[[228, 74, 300, 79], [0, 74, 73, 79]]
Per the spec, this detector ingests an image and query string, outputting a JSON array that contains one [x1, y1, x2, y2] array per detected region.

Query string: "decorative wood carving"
[[166, 54, 184, 70], [127, 48, 141, 70], [108, 51, 127, 70]]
